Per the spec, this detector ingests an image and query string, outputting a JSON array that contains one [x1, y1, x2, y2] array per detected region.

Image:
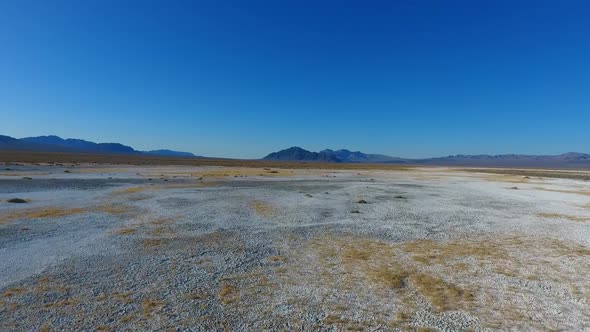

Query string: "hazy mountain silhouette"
[[320, 149, 409, 163], [264, 147, 590, 168], [143, 149, 196, 157], [1, 135, 196, 157]]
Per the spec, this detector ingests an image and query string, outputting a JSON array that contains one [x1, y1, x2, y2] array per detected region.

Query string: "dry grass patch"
[[191, 168, 295, 178], [249, 200, 277, 218], [113, 227, 136, 235], [119, 314, 135, 323], [537, 212, 589, 222], [471, 173, 531, 184], [141, 299, 165, 316], [366, 265, 408, 289], [142, 238, 164, 248], [535, 187, 590, 196], [267, 255, 287, 263], [0, 204, 134, 224], [39, 325, 52, 332], [113, 182, 219, 196], [94, 204, 132, 214], [323, 314, 348, 325], [43, 297, 80, 308], [296, 234, 590, 329], [151, 217, 174, 225], [0, 207, 87, 223], [332, 238, 474, 311], [461, 168, 590, 181], [150, 226, 174, 237], [114, 186, 146, 194], [415, 328, 436, 332], [217, 270, 279, 303], [410, 273, 474, 311], [0, 171, 51, 177], [112, 291, 134, 304], [185, 290, 210, 301], [219, 284, 239, 304], [2, 287, 25, 297], [402, 238, 510, 264]]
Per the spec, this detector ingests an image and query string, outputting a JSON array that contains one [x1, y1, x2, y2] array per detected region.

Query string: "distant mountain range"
[[263, 147, 590, 168], [2, 136, 589, 168], [0, 135, 197, 157]]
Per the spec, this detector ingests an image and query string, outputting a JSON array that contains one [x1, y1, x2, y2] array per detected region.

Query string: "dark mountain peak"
[[0, 135, 19, 143], [22, 135, 66, 145], [95, 142, 135, 153], [22, 135, 135, 154], [263, 147, 341, 162], [264, 147, 406, 163], [285, 146, 307, 152]]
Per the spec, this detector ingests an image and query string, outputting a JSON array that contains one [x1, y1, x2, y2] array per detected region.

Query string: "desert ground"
[[0, 161, 589, 331]]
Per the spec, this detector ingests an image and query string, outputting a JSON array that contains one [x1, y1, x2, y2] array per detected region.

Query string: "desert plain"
[[0, 160, 589, 331]]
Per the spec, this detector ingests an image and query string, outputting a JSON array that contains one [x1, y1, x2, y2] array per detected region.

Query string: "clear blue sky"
[[1, 1, 589, 158]]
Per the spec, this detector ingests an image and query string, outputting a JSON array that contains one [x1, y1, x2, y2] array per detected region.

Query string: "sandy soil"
[[0, 164, 589, 331]]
